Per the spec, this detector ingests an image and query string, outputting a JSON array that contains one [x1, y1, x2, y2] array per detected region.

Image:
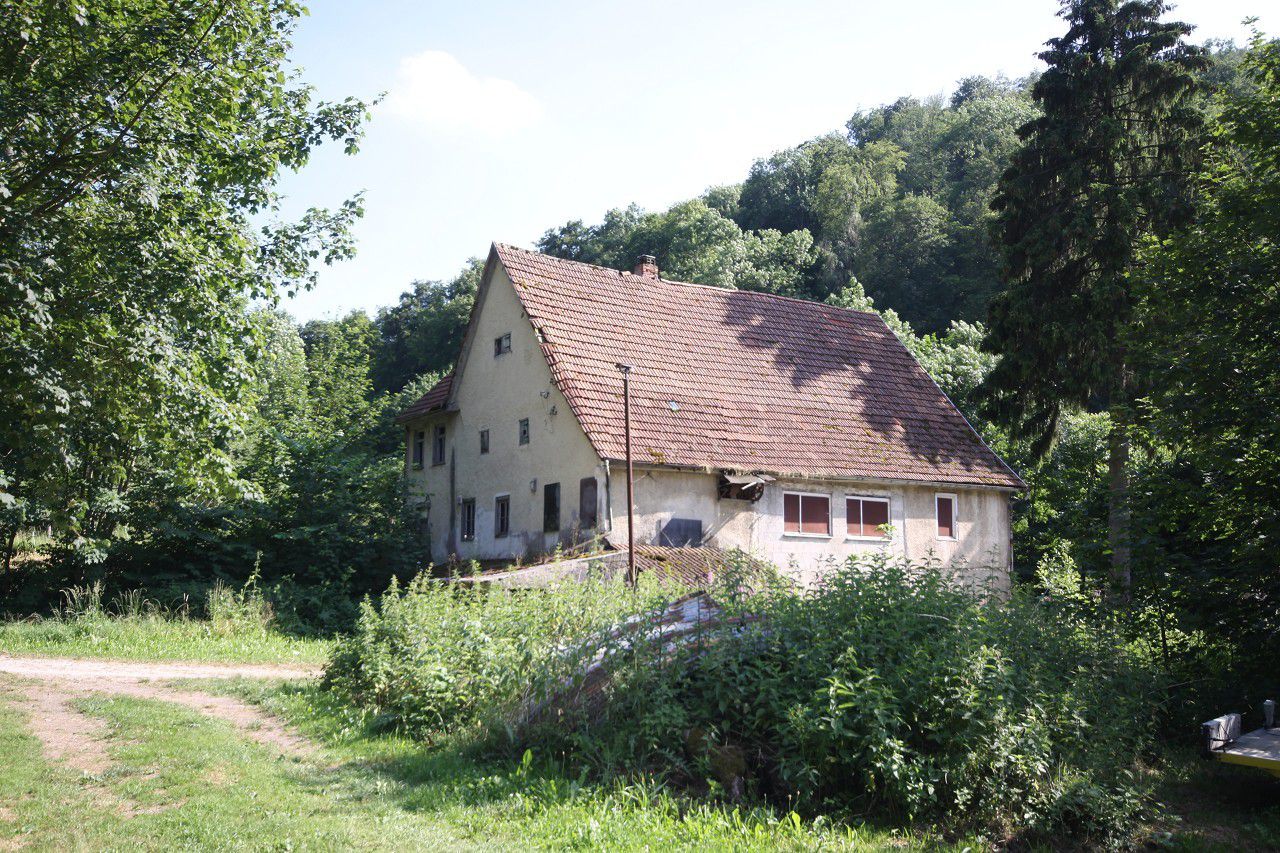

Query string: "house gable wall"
[[404, 263, 605, 564]]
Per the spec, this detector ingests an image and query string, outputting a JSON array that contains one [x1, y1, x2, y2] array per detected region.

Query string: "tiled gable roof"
[[395, 371, 453, 423], [403, 244, 1024, 489]]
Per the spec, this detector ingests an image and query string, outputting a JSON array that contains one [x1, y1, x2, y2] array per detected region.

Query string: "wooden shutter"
[[544, 483, 560, 532], [579, 478, 598, 529], [861, 499, 889, 537], [784, 493, 801, 533], [937, 495, 955, 538]]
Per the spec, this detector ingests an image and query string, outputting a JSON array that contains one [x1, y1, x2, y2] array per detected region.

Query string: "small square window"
[[518, 418, 530, 445], [494, 495, 510, 538], [460, 498, 476, 542], [479, 429, 490, 454], [936, 494, 957, 539], [431, 425, 446, 466], [494, 333, 512, 356], [783, 492, 830, 536]]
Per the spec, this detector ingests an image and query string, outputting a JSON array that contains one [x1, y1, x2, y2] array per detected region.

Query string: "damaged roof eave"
[[604, 458, 1026, 493]]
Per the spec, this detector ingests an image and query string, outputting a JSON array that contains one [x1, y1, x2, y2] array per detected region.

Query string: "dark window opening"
[[479, 429, 490, 454], [937, 495, 956, 539], [543, 482, 560, 533], [846, 497, 890, 538], [494, 333, 512, 356], [431, 425, 446, 466], [784, 493, 830, 536], [460, 498, 476, 542], [494, 495, 510, 538], [412, 430, 425, 467], [579, 478, 598, 529], [518, 418, 530, 445], [660, 518, 702, 547]]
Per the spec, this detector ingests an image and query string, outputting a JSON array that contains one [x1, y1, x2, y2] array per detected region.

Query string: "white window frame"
[[845, 495, 892, 541], [782, 490, 832, 539], [935, 493, 958, 541]]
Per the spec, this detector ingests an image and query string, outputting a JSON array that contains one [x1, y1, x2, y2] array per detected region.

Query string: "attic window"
[[784, 492, 830, 537], [494, 333, 512, 356]]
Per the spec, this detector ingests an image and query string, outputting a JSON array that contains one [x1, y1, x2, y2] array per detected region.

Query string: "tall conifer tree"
[[981, 0, 1205, 591]]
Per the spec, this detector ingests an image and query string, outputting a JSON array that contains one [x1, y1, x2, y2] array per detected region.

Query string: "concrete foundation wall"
[[403, 265, 607, 565]]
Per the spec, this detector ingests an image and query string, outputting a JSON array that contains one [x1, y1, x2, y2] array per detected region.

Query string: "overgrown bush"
[[546, 554, 1164, 844], [322, 571, 680, 737], [325, 555, 1165, 843]]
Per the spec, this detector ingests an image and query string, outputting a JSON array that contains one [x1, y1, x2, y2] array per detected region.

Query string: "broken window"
[[494, 333, 512, 356], [846, 497, 890, 538], [432, 424, 446, 466], [659, 518, 702, 547], [784, 492, 830, 536], [494, 495, 510, 538], [412, 430, 425, 468], [460, 498, 476, 542], [936, 494, 956, 539]]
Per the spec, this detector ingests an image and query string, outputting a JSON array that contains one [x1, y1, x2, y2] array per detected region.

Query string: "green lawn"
[[0, 678, 956, 851], [0, 617, 331, 665]]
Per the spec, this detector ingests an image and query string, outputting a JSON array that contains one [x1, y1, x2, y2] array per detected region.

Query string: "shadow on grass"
[[234, 680, 928, 847]]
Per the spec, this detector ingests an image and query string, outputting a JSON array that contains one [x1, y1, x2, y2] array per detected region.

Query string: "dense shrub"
[[322, 571, 680, 737], [547, 555, 1164, 844], [325, 556, 1165, 843]]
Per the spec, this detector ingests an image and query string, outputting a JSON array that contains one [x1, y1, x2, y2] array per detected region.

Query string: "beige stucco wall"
[[403, 265, 607, 565], [608, 467, 1011, 591]]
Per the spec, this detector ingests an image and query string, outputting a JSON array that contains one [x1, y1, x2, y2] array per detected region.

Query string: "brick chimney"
[[633, 254, 659, 279]]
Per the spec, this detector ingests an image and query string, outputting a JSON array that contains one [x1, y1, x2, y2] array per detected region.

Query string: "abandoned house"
[[398, 243, 1025, 586]]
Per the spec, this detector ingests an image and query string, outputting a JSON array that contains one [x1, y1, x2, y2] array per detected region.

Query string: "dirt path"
[[0, 655, 320, 777]]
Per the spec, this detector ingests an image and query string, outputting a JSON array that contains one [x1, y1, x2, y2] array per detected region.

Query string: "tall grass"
[[0, 577, 329, 664]]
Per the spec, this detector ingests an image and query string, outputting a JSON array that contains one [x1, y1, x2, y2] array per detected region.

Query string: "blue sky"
[[276, 0, 1265, 321]]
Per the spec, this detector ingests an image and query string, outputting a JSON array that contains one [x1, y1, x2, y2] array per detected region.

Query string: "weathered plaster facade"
[[610, 467, 1011, 590], [403, 265, 605, 564]]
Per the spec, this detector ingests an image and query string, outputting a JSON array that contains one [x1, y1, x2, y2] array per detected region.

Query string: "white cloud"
[[383, 50, 544, 134]]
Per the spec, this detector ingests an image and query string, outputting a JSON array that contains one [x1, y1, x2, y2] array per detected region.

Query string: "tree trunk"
[[1108, 416, 1131, 595], [2, 523, 16, 575]]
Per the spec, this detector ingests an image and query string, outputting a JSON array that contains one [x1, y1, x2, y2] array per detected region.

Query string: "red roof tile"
[[395, 371, 453, 423], [404, 244, 1024, 489]]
